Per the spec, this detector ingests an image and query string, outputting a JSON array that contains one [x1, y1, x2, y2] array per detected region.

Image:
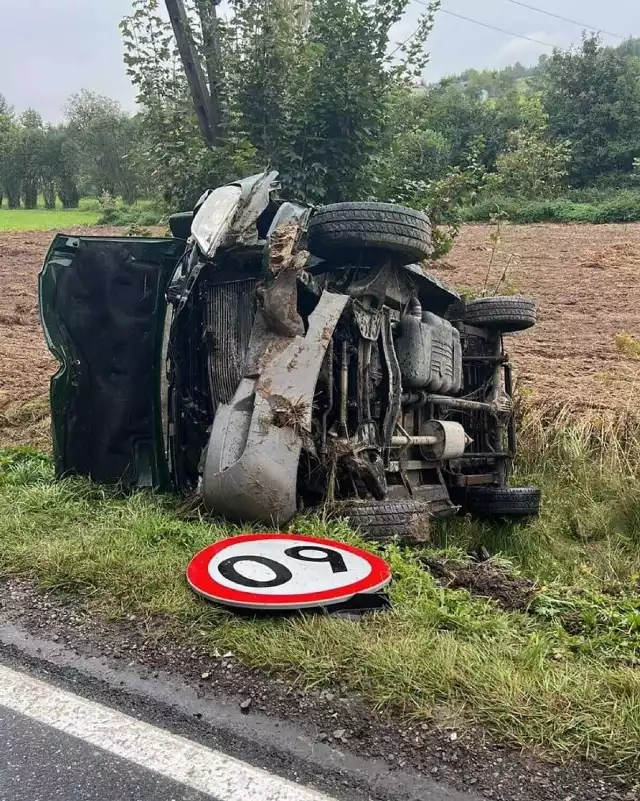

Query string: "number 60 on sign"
[[186, 533, 392, 610]]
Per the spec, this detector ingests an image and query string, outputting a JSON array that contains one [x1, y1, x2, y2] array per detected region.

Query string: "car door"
[[39, 234, 185, 490]]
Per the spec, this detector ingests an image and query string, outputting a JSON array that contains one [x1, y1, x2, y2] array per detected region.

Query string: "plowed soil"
[[1, 223, 639, 449], [432, 222, 640, 414]]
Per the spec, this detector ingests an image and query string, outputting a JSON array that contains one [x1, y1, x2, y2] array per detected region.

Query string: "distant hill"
[[431, 37, 640, 100]]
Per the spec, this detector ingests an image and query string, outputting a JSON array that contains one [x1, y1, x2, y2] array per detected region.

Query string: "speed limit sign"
[[187, 534, 392, 610]]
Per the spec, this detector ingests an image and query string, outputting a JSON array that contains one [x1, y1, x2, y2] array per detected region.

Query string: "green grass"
[[0, 207, 101, 231], [462, 189, 640, 224], [0, 197, 160, 232], [1, 414, 639, 773]]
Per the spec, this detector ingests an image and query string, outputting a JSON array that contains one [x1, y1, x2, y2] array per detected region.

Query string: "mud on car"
[[40, 171, 540, 543]]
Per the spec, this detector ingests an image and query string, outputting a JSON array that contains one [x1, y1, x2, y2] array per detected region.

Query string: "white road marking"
[[0, 664, 337, 801]]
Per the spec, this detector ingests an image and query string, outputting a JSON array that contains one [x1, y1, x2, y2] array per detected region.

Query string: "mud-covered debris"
[[267, 394, 310, 432], [260, 271, 305, 337], [268, 222, 308, 276], [423, 556, 536, 611]]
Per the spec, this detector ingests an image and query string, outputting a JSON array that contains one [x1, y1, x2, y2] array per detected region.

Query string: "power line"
[[502, 0, 625, 40], [434, 6, 557, 48], [388, 28, 421, 58], [411, 0, 557, 48]]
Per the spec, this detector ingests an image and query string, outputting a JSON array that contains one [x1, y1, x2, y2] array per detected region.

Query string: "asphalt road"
[[0, 664, 335, 801], [1, 706, 211, 801], [0, 620, 479, 801]]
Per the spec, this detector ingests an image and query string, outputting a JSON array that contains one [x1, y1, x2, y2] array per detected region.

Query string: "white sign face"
[[187, 534, 392, 610], [208, 538, 373, 595]]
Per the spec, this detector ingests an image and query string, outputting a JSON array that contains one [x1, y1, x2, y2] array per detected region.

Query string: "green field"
[[0, 198, 100, 231], [0, 197, 159, 232], [1, 407, 639, 775], [0, 208, 101, 231]]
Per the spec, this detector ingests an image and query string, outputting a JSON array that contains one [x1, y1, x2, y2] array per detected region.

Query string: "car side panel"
[[39, 234, 185, 489]]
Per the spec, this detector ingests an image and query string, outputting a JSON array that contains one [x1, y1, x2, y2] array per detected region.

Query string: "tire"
[[462, 486, 541, 518], [334, 499, 432, 544], [463, 296, 536, 332], [307, 202, 433, 265]]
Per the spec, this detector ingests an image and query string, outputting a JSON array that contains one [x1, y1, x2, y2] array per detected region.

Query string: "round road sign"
[[186, 533, 392, 610]]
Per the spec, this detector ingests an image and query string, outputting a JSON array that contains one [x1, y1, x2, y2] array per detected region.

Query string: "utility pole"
[[287, 0, 311, 33], [164, 0, 221, 147], [199, 0, 223, 124]]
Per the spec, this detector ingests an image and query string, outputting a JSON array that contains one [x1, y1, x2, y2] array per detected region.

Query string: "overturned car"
[[40, 171, 540, 542]]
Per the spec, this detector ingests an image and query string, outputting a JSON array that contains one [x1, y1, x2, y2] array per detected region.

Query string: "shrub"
[[615, 333, 640, 360], [462, 190, 640, 224], [97, 202, 165, 227]]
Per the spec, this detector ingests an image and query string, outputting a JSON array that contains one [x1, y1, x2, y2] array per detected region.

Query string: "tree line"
[[2, 0, 640, 235], [0, 90, 143, 209]]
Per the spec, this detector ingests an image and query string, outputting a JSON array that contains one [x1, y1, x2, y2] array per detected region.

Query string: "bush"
[[97, 202, 164, 227], [138, 210, 163, 226], [590, 190, 640, 222], [463, 190, 640, 224]]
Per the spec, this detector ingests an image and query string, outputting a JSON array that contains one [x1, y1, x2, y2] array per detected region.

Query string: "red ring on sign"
[[186, 533, 391, 608]]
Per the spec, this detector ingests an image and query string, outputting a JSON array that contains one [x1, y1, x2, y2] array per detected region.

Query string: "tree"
[[121, 0, 440, 207], [224, 0, 308, 174], [17, 109, 45, 209], [272, 0, 439, 203], [36, 125, 82, 210], [418, 82, 492, 167], [65, 90, 139, 203], [495, 130, 571, 199], [542, 35, 640, 185], [40, 127, 60, 209], [121, 0, 225, 207], [455, 62, 538, 100], [0, 96, 20, 208], [365, 88, 453, 201], [55, 127, 82, 208], [492, 94, 571, 198]]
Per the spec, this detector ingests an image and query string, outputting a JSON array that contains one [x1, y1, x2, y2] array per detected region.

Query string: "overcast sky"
[[1, 0, 639, 121]]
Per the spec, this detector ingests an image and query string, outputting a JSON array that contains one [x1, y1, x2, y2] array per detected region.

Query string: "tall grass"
[[436, 402, 640, 586]]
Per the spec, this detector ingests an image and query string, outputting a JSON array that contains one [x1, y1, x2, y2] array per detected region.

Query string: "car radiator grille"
[[205, 279, 258, 406]]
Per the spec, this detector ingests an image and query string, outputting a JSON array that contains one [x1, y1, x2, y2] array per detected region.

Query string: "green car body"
[[40, 233, 185, 490]]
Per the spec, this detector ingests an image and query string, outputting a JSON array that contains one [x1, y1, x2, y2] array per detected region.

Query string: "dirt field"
[[433, 222, 640, 415], [1, 223, 639, 449]]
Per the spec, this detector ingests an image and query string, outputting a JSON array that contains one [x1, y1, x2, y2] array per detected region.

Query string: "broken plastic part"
[[191, 185, 243, 256]]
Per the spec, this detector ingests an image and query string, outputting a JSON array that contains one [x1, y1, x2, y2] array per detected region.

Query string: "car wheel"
[[333, 499, 432, 544], [463, 296, 536, 332], [307, 202, 433, 265], [462, 486, 541, 518]]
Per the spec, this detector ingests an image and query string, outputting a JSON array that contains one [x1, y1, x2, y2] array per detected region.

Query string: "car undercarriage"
[[40, 172, 540, 542]]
